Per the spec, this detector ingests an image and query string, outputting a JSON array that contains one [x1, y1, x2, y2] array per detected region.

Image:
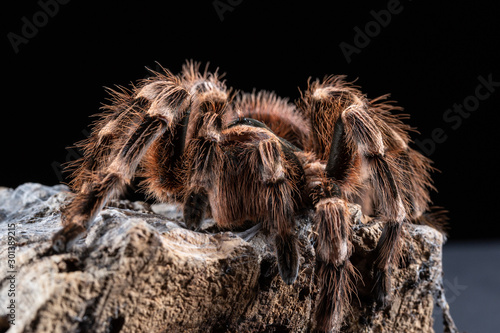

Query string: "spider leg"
[[140, 101, 192, 200], [307, 117, 356, 332], [338, 97, 407, 308], [313, 196, 356, 333], [180, 77, 229, 231], [53, 73, 191, 252], [183, 188, 210, 230], [258, 139, 300, 284], [141, 63, 228, 202], [338, 96, 407, 311], [54, 116, 168, 251], [367, 156, 404, 308], [302, 78, 410, 331], [222, 118, 303, 283]]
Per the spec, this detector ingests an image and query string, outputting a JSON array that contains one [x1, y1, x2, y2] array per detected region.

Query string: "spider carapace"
[[53, 61, 443, 332]]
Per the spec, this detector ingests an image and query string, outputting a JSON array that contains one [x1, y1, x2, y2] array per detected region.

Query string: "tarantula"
[[53, 61, 440, 332]]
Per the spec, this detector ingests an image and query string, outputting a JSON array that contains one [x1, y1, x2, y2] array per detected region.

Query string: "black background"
[[2, 0, 499, 241]]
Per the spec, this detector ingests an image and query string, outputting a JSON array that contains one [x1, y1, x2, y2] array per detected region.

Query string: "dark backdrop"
[[2, 0, 499, 240]]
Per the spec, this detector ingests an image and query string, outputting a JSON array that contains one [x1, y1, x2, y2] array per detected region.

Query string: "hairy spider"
[[53, 61, 443, 332]]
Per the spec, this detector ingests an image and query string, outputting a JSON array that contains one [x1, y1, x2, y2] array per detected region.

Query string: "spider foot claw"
[[184, 216, 204, 231], [51, 224, 86, 254], [183, 191, 208, 231], [52, 233, 67, 253]]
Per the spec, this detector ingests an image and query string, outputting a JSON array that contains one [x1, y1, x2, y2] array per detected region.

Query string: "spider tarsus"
[[314, 260, 355, 333], [52, 235, 67, 253], [51, 223, 86, 253], [371, 220, 402, 309], [372, 269, 392, 310], [183, 190, 209, 231], [275, 234, 300, 285]]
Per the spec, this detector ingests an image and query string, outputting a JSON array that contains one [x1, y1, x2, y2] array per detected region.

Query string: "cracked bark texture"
[[0, 183, 458, 333]]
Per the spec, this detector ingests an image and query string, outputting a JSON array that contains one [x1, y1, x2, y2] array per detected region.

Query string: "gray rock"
[[0, 183, 458, 332]]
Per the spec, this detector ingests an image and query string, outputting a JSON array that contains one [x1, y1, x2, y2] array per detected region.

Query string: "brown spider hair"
[[54, 61, 443, 332]]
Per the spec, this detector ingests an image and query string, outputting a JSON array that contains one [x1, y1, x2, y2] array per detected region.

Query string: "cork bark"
[[0, 183, 458, 333]]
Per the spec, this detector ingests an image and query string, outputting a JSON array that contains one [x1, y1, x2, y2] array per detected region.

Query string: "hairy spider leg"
[[53, 73, 191, 252], [224, 116, 306, 285], [337, 97, 406, 309], [367, 155, 404, 308], [142, 62, 230, 207], [258, 138, 301, 284], [310, 116, 357, 333], [140, 99, 192, 201], [302, 78, 409, 331], [181, 78, 229, 230]]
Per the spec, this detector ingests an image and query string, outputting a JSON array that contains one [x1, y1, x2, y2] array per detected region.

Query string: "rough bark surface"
[[0, 183, 458, 333]]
